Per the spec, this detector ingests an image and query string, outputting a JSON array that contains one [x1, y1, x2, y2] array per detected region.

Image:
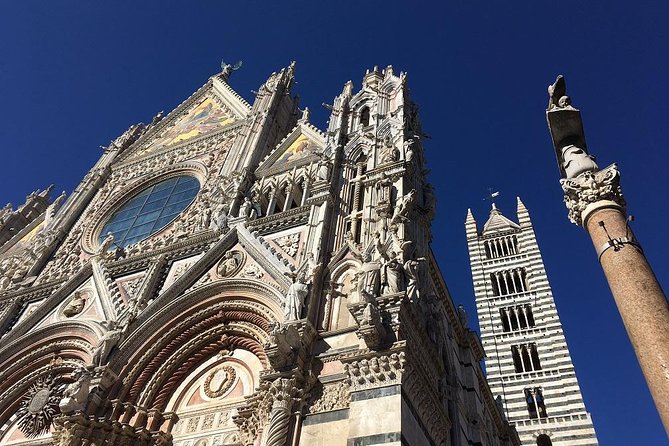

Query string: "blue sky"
[[1, 1, 667, 443]]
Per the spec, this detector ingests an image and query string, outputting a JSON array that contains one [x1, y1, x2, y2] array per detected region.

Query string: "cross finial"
[[483, 188, 500, 207]]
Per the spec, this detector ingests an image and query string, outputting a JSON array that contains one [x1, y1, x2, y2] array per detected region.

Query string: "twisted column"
[[263, 378, 298, 446]]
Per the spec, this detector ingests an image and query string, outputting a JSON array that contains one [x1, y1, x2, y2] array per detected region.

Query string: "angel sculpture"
[[221, 60, 243, 80]]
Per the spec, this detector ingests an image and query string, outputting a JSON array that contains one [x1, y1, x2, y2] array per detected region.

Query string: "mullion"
[[147, 180, 180, 236], [117, 184, 155, 246]]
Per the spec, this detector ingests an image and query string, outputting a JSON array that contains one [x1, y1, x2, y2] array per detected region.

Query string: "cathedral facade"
[[0, 64, 518, 446]]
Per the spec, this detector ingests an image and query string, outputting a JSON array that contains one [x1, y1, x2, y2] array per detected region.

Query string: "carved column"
[[263, 378, 298, 446], [547, 76, 669, 434]]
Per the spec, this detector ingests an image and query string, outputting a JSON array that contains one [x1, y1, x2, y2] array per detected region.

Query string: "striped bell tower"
[[465, 198, 598, 446]]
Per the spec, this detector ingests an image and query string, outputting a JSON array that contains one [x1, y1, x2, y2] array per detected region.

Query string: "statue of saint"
[[63, 291, 87, 317], [284, 273, 309, 321], [218, 251, 241, 277], [381, 251, 404, 294], [357, 251, 381, 302]]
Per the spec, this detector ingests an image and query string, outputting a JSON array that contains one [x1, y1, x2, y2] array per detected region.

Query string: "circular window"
[[99, 176, 200, 248]]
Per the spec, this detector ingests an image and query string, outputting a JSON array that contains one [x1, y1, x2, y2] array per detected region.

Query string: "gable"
[[119, 75, 251, 162], [257, 123, 325, 176]]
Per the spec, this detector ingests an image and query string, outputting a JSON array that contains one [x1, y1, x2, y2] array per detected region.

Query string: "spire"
[[481, 203, 520, 235]]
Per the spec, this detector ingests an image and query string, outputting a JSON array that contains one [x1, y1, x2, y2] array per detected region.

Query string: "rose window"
[[99, 176, 200, 248]]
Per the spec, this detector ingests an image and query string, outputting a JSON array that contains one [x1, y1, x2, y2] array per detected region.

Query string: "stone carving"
[[16, 373, 62, 437], [404, 257, 426, 301], [221, 60, 243, 82], [561, 144, 599, 179], [242, 262, 263, 279], [217, 251, 244, 278], [317, 151, 332, 181], [561, 164, 625, 225], [264, 378, 299, 446], [237, 196, 259, 220], [403, 139, 415, 163], [457, 304, 468, 328], [344, 352, 406, 390], [379, 136, 399, 164], [59, 368, 91, 413], [265, 322, 301, 370], [274, 233, 300, 257], [62, 291, 87, 318], [91, 321, 126, 366], [390, 189, 416, 226], [203, 366, 237, 398], [97, 232, 116, 258], [308, 382, 350, 413], [547, 75, 575, 111], [381, 250, 404, 295], [172, 261, 196, 283], [356, 244, 382, 302], [283, 272, 309, 321]]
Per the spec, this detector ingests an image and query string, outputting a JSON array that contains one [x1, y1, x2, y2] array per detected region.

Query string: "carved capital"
[[560, 164, 625, 226]]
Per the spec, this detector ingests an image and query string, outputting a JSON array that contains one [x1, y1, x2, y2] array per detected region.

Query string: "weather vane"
[[482, 188, 500, 204]]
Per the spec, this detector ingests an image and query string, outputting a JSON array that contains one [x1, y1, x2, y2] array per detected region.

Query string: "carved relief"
[[242, 262, 263, 279], [561, 164, 625, 225], [217, 251, 244, 278], [16, 372, 62, 437], [273, 233, 300, 257], [203, 366, 237, 399], [61, 291, 88, 318], [308, 382, 349, 413]]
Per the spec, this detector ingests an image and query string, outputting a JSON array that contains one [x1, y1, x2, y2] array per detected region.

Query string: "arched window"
[[536, 434, 552, 446], [359, 107, 370, 127]]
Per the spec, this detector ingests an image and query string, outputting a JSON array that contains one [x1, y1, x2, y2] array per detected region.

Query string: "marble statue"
[[283, 273, 309, 321], [59, 369, 91, 413], [62, 291, 87, 317], [561, 144, 599, 178]]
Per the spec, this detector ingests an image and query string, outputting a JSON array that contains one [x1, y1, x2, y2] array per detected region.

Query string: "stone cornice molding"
[[247, 206, 310, 236], [560, 163, 625, 226]]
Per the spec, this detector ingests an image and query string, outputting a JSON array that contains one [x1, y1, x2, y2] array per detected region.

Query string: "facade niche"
[[359, 106, 370, 128]]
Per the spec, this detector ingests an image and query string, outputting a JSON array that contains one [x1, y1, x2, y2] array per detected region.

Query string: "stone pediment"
[[256, 123, 325, 176], [120, 75, 251, 162]]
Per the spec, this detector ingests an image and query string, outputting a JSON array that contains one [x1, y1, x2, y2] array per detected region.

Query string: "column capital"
[[560, 164, 626, 226]]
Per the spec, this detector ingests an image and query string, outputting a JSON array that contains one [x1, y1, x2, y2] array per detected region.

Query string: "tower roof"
[[481, 203, 520, 235]]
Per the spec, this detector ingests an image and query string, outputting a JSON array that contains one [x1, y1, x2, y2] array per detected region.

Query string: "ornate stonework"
[[561, 163, 625, 226], [0, 63, 519, 446]]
